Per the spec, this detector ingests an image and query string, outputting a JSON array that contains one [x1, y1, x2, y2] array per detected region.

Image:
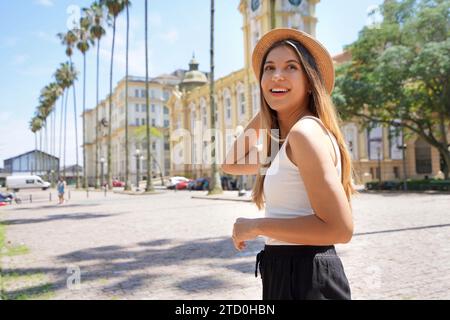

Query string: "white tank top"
[[263, 116, 342, 245]]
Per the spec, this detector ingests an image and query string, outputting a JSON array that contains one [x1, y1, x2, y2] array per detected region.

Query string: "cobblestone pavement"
[[0, 188, 449, 300]]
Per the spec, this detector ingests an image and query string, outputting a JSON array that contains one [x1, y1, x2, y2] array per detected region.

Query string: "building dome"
[[181, 54, 208, 89]]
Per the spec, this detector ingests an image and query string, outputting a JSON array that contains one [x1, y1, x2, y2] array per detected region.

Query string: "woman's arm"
[[221, 112, 262, 176], [232, 119, 353, 249]]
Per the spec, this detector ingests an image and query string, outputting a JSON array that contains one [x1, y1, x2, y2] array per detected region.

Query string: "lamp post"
[[392, 120, 408, 191], [135, 149, 141, 191], [100, 157, 105, 189]]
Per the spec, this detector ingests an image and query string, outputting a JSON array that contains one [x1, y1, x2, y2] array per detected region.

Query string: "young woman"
[[222, 28, 356, 300]]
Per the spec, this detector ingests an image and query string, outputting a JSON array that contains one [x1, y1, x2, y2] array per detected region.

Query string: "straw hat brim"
[[252, 28, 335, 94]]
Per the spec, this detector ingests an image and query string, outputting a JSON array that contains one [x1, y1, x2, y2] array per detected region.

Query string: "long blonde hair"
[[252, 40, 357, 210]]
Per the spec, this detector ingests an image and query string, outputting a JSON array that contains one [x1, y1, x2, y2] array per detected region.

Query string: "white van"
[[6, 175, 51, 192]]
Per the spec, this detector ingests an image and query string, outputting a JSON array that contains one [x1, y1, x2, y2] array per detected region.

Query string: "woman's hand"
[[232, 218, 260, 251]]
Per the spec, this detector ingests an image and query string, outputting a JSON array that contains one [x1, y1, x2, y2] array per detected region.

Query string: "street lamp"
[[100, 157, 105, 188], [392, 120, 408, 191]]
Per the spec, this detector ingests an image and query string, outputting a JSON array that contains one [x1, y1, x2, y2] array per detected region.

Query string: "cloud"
[[33, 31, 59, 44], [148, 13, 162, 28], [13, 54, 29, 66], [35, 0, 54, 7], [158, 29, 179, 45], [1, 37, 18, 48]]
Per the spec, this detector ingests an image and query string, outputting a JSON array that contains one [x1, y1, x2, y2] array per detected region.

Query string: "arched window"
[[223, 88, 232, 126], [236, 83, 246, 123], [415, 138, 432, 174]]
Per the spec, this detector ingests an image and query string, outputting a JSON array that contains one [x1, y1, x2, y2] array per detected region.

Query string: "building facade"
[[3, 150, 59, 176], [166, 0, 442, 186], [83, 74, 180, 186]]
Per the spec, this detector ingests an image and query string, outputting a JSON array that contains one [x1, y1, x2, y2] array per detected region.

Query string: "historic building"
[[83, 74, 180, 186], [166, 0, 442, 186]]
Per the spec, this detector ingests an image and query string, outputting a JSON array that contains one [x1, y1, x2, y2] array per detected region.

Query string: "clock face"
[[251, 0, 260, 12], [289, 0, 303, 6]]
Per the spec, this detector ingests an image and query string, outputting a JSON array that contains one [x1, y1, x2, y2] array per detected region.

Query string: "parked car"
[[167, 176, 190, 190], [187, 177, 210, 191], [112, 180, 125, 187], [6, 175, 50, 192], [175, 179, 194, 190]]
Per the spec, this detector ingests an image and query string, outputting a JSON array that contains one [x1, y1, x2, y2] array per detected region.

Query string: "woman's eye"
[[264, 66, 274, 72], [288, 65, 297, 70]]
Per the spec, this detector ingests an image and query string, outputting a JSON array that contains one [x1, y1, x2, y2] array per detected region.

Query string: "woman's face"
[[261, 45, 310, 114]]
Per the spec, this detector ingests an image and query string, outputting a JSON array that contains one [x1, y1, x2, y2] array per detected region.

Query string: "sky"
[[0, 0, 384, 167]]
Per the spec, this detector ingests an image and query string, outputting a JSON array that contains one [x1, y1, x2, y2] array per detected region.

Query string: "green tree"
[[102, 0, 126, 189], [58, 30, 80, 186], [86, 1, 106, 189], [76, 14, 94, 189], [124, 0, 132, 190], [333, 0, 450, 178], [144, 0, 154, 192]]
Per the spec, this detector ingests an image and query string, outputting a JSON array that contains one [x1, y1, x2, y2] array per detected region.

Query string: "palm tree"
[[55, 62, 78, 179], [144, 0, 154, 192], [86, 1, 106, 189], [58, 30, 80, 186], [76, 15, 94, 189], [102, 0, 125, 189], [124, 0, 131, 190], [30, 116, 43, 174], [208, 0, 223, 195]]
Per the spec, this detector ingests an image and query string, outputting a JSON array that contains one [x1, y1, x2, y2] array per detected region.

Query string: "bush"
[[365, 179, 450, 191]]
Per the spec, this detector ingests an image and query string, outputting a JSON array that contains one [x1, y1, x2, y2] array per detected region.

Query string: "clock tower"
[[239, 0, 320, 76]]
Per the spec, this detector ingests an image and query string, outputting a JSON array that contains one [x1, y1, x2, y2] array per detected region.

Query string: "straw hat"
[[252, 28, 335, 94]]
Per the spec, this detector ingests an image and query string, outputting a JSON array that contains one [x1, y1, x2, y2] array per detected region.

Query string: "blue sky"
[[0, 0, 383, 167]]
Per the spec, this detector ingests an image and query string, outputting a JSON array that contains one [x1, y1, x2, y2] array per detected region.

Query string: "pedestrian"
[[222, 28, 356, 300], [57, 176, 66, 205]]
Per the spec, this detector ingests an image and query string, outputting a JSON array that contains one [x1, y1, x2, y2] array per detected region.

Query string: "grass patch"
[[0, 214, 54, 300], [4, 244, 30, 257]]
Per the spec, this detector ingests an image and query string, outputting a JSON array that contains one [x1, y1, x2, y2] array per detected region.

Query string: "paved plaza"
[[0, 188, 449, 300]]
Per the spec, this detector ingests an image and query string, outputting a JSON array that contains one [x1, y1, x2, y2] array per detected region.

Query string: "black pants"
[[255, 245, 351, 300]]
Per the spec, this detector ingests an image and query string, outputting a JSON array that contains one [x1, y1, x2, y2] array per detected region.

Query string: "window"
[[163, 91, 170, 101], [151, 104, 155, 112], [152, 142, 156, 150], [141, 89, 146, 98], [224, 89, 232, 125], [164, 120, 170, 128], [164, 142, 170, 150], [151, 118, 156, 126], [393, 166, 400, 179], [135, 118, 139, 126], [163, 106, 169, 115], [415, 138, 432, 174], [135, 89, 139, 98], [135, 104, 139, 112], [141, 118, 145, 125], [26, 179, 34, 184], [141, 104, 146, 112], [240, 92, 246, 115]]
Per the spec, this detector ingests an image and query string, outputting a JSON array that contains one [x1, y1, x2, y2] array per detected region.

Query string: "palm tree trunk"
[[124, 3, 130, 190], [34, 132, 38, 174], [82, 53, 87, 189], [95, 39, 100, 189], [72, 67, 80, 189], [39, 130, 42, 175], [107, 17, 116, 190], [59, 90, 65, 177], [145, 0, 154, 192], [64, 83, 69, 179], [208, 0, 223, 195]]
